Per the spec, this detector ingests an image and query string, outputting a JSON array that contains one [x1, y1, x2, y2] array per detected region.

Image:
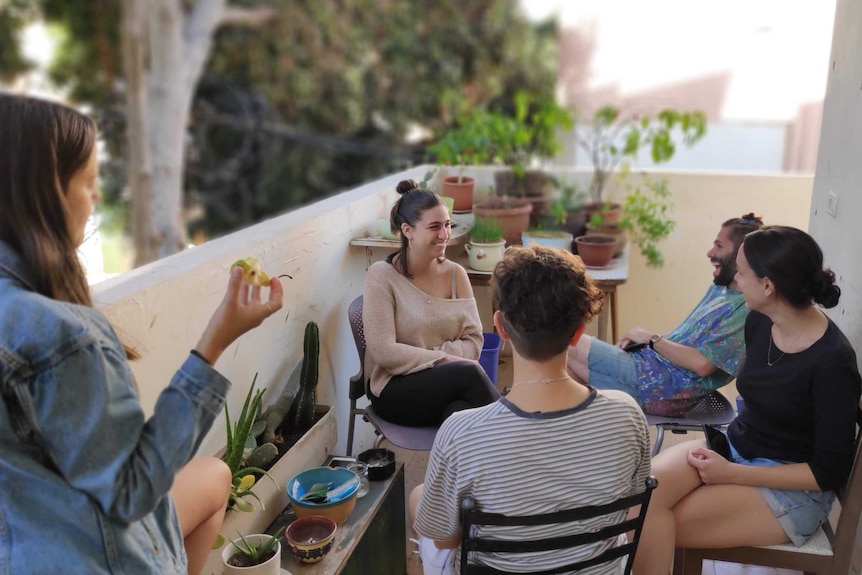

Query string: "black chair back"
[[459, 476, 658, 575]]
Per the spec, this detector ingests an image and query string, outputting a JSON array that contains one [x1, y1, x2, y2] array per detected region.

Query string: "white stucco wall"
[[92, 169, 419, 458], [808, 0, 862, 365]]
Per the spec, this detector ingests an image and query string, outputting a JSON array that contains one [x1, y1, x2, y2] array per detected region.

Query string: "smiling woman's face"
[[64, 148, 100, 247], [402, 203, 452, 260]]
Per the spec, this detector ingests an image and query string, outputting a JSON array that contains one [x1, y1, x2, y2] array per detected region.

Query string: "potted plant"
[[426, 109, 494, 213], [619, 175, 675, 267], [472, 194, 533, 247], [578, 105, 706, 264], [465, 217, 506, 272], [221, 532, 281, 575], [544, 180, 589, 240], [521, 225, 574, 252], [489, 92, 574, 222]]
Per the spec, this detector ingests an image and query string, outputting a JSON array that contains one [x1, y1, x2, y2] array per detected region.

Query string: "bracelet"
[[190, 349, 212, 365]]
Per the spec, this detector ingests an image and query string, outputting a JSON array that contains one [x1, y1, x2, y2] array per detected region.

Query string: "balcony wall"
[[92, 166, 812, 459]]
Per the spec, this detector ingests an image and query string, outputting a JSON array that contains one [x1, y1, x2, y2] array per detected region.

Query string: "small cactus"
[[246, 442, 279, 469], [293, 321, 319, 429]]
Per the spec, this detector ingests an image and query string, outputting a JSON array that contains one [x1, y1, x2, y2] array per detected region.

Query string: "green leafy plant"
[[226, 533, 279, 567], [223, 374, 278, 512], [427, 109, 494, 182], [579, 105, 706, 205], [619, 175, 675, 268], [468, 217, 504, 244]]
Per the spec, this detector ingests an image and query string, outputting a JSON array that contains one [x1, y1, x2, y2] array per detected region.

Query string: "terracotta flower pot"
[[441, 176, 474, 212], [584, 201, 623, 226], [473, 200, 533, 246], [574, 235, 618, 268], [586, 223, 627, 257]]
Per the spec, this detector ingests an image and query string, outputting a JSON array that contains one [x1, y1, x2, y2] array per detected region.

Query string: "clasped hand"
[[687, 447, 736, 484], [195, 266, 284, 364]]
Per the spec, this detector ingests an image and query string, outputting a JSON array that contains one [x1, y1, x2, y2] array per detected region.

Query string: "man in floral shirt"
[[567, 214, 764, 416]]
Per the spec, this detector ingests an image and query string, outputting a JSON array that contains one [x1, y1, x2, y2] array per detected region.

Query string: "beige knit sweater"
[[363, 260, 484, 397]]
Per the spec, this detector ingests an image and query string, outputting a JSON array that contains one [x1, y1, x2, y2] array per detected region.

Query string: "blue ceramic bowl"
[[287, 467, 360, 524]]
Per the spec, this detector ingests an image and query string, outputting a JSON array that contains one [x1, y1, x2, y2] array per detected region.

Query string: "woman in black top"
[[634, 226, 861, 575]]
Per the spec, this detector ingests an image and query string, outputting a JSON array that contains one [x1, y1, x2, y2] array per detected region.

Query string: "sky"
[[519, 0, 838, 121]]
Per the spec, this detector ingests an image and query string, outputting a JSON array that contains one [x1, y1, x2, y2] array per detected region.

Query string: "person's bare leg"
[[674, 484, 788, 548], [633, 439, 705, 575], [408, 483, 424, 539], [173, 456, 232, 575], [566, 334, 592, 384]]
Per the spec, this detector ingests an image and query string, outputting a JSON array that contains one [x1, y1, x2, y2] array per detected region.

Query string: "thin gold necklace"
[[510, 375, 571, 388], [767, 328, 805, 367]]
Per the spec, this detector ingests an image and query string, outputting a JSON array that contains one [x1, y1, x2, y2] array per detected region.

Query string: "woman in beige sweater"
[[363, 180, 499, 426]]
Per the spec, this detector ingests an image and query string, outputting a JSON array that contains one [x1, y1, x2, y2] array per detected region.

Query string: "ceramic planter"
[[201, 405, 337, 575], [521, 231, 574, 252], [221, 535, 281, 575], [465, 240, 507, 272], [574, 235, 618, 268], [441, 176, 474, 212]]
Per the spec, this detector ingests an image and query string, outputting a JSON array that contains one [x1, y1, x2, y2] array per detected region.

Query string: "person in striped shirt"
[[409, 245, 651, 575]]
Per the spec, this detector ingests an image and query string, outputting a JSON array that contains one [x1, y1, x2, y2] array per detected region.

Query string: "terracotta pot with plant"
[[577, 105, 706, 266]]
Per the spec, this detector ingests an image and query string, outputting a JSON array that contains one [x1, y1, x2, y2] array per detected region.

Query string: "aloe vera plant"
[[226, 533, 279, 567], [223, 374, 278, 511]]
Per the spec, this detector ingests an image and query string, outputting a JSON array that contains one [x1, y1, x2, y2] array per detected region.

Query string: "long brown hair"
[[0, 94, 95, 306]]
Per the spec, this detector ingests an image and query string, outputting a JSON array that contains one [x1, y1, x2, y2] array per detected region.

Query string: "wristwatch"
[[648, 334, 663, 350]]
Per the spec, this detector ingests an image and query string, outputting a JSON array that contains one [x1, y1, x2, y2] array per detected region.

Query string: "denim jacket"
[[0, 241, 230, 574]]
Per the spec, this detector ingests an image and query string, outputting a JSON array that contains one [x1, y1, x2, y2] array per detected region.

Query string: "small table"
[[457, 247, 629, 344], [266, 461, 406, 575]]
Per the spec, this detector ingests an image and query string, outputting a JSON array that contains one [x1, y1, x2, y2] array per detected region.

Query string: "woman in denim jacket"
[[0, 95, 284, 574]]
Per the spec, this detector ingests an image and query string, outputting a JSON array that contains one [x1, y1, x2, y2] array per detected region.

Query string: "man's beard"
[[712, 253, 737, 287]]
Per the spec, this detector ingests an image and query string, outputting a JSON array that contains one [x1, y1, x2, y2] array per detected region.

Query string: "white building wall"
[[808, 0, 862, 366]]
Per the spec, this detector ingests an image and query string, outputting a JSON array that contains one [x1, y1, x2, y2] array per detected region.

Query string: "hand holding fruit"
[[194, 260, 285, 364]]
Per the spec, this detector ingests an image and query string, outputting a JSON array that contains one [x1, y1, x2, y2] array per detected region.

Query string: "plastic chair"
[[345, 295, 438, 456], [459, 476, 659, 575], [645, 390, 736, 457], [673, 425, 862, 575]]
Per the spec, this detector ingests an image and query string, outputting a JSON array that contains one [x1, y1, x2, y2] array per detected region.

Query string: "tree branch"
[[220, 5, 277, 27]]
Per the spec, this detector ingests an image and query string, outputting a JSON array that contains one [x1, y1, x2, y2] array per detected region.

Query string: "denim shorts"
[[586, 339, 642, 403], [727, 436, 835, 546]]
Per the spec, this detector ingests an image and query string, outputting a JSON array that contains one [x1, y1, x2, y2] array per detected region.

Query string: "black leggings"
[[370, 361, 499, 426]]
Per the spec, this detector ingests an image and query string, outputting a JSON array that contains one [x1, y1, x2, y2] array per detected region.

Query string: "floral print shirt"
[[635, 284, 748, 413]]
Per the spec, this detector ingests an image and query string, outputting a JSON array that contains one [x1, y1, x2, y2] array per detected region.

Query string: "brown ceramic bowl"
[[285, 515, 337, 564]]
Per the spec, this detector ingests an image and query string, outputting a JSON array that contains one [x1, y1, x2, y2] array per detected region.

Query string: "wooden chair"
[[458, 476, 658, 575], [645, 390, 736, 457], [673, 427, 862, 575], [345, 295, 438, 456]]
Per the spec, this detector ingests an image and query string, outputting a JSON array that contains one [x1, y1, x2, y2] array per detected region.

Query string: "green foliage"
[[0, 1, 38, 81], [228, 533, 279, 566], [579, 105, 707, 204], [468, 217, 504, 243], [620, 176, 675, 268], [578, 104, 706, 267], [8, 0, 558, 239], [223, 374, 278, 512]]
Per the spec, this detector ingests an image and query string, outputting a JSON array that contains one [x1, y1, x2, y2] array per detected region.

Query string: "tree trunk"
[[122, 0, 272, 264]]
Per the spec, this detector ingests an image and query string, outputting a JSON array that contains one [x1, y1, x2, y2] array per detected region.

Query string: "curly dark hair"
[[491, 245, 604, 361]]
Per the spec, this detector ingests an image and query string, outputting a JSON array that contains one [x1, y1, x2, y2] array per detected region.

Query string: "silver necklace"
[[767, 329, 804, 367], [510, 375, 571, 388], [424, 260, 441, 304]]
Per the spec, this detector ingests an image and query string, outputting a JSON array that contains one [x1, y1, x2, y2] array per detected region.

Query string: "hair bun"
[[740, 212, 763, 225], [814, 268, 841, 308], [396, 179, 420, 195]]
